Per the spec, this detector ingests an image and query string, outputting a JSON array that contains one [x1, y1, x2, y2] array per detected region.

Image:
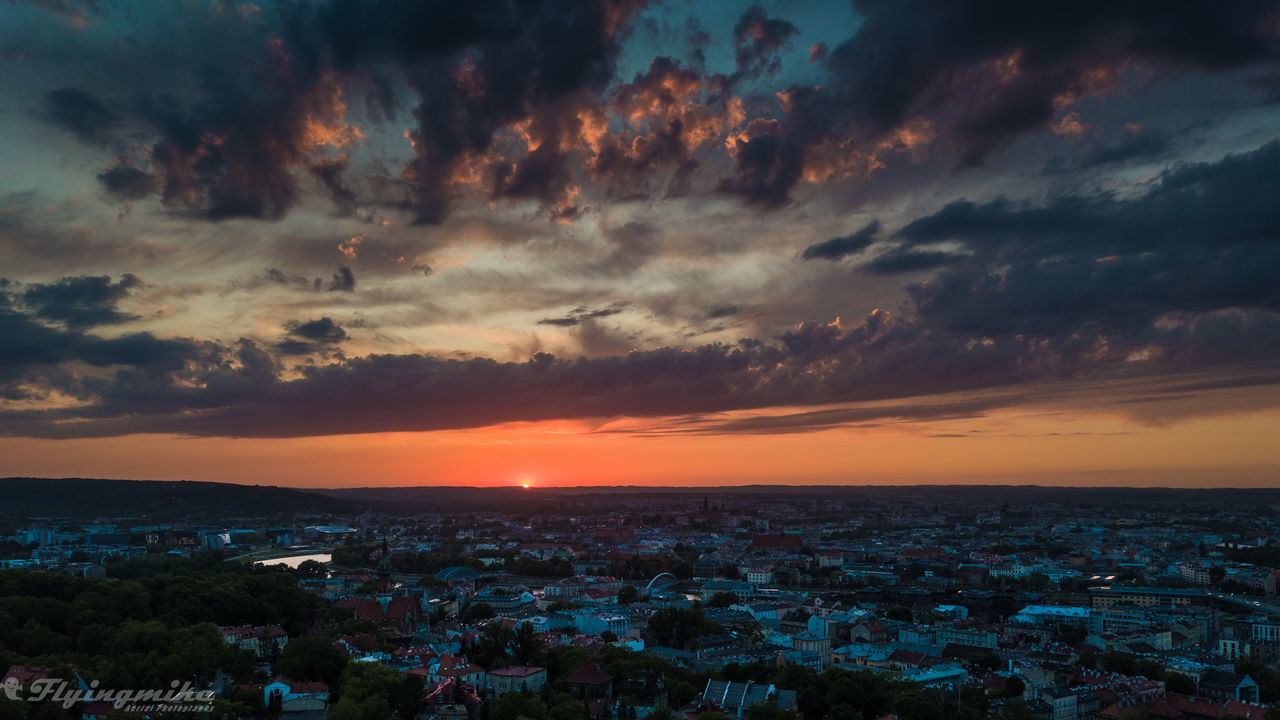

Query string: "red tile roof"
[[565, 661, 613, 686], [2, 666, 49, 684]]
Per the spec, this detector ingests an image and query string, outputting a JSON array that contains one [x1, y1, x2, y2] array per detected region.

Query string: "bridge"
[[643, 572, 680, 596]]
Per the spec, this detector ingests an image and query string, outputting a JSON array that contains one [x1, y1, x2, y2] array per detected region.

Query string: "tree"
[[295, 560, 328, 578], [463, 603, 495, 623], [885, 606, 913, 623], [472, 622, 515, 669], [618, 585, 639, 604], [647, 607, 722, 647], [1209, 566, 1227, 585], [1005, 675, 1026, 698], [706, 592, 737, 608], [489, 693, 549, 720], [275, 636, 348, 689], [513, 622, 547, 666]]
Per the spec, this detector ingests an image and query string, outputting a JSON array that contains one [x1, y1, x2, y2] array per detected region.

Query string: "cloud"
[[706, 304, 744, 320], [801, 220, 881, 261], [42, 88, 119, 144], [277, 317, 347, 355], [538, 302, 629, 327], [287, 317, 347, 343], [97, 166, 158, 201], [861, 247, 966, 275], [1044, 129, 1174, 173], [721, 0, 1280, 203], [731, 5, 799, 80], [893, 142, 1280, 334], [19, 274, 141, 328], [328, 266, 356, 292], [0, 297, 211, 401]]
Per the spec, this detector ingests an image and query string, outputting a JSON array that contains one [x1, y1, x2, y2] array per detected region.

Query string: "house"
[[220, 625, 289, 657], [1197, 670, 1259, 703], [852, 620, 890, 643], [486, 666, 547, 696], [753, 534, 803, 551], [334, 594, 421, 634], [701, 680, 798, 719], [2, 665, 49, 685], [791, 632, 833, 668], [263, 677, 330, 712], [1039, 687, 1077, 720], [565, 661, 613, 702], [1098, 692, 1270, 720], [424, 654, 486, 688]]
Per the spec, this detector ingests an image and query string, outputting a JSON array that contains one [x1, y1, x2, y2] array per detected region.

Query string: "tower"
[[377, 536, 392, 594]]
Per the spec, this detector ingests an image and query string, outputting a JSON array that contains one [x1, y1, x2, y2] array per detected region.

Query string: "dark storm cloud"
[[1075, 132, 1174, 170], [20, 274, 141, 328], [538, 302, 629, 327], [0, 298, 211, 401], [287, 317, 347, 343], [4, 6, 1280, 439], [18, 0, 1280, 221], [4, 297, 1272, 439], [42, 88, 119, 144], [277, 317, 347, 355], [719, 125, 807, 207], [328, 266, 355, 292], [861, 247, 966, 275], [96, 166, 158, 201], [4, 139, 1277, 437], [1043, 130, 1175, 173], [309, 157, 358, 216], [800, 220, 881, 260], [377, 0, 646, 222], [0, 312, 1037, 437], [653, 395, 1023, 436], [894, 142, 1280, 335], [265, 268, 314, 287], [722, 0, 1280, 204], [588, 57, 729, 200], [731, 5, 799, 79], [705, 304, 743, 320]]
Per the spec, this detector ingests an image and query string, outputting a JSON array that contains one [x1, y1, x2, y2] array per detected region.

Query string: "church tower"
[[377, 537, 392, 594]]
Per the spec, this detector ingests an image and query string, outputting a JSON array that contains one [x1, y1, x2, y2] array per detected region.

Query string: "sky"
[[1, 0, 1279, 488]]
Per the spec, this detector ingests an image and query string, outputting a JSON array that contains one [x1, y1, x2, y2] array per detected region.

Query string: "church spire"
[[377, 537, 392, 593]]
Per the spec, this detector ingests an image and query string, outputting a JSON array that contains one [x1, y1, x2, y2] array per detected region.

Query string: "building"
[[1087, 587, 1207, 609], [486, 666, 547, 696], [1197, 670, 1259, 703], [752, 534, 803, 551], [791, 632, 833, 668], [425, 654, 486, 689], [220, 625, 289, 657], [544, 576, 623, 600], [564, 661, 613, 702], [701, 680, 798, 719], [1039, 687, 1077, 720], [263, 676, 330, 712]]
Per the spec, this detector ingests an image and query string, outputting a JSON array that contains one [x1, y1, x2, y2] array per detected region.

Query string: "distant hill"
[[317, 483, 1280, 513], [0, 477, 354, 523]]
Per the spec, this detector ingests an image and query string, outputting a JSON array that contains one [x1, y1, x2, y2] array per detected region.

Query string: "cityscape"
[[3, 0, 1280, 719], [3, 482, 1280, 720]]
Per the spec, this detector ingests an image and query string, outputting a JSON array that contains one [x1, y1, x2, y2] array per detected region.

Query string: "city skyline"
[[1, 1, 1279, 487]]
